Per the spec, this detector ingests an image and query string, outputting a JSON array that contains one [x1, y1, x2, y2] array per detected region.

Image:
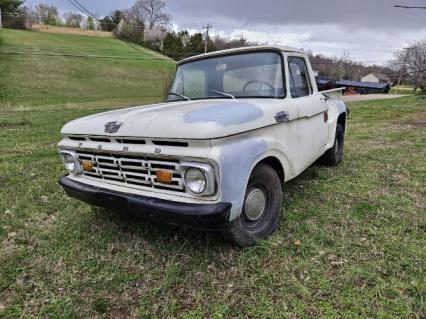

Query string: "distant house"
[[361, 73, 392, 85], [335, 80, 391, 95]]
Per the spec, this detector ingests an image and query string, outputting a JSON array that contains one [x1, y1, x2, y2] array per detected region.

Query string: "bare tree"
[[144, 27, 167, 50], [127, 0, 170, 30], [35, 3, 59, 25], [20, 6, 39, 30], [63, 12, 83, 28], [143, 0, 170, 29], [212, 34, 256, 51], [393, 40, 426, 92]]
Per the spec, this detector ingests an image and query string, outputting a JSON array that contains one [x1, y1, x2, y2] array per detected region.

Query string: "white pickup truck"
[[58, 46, 347, 246]]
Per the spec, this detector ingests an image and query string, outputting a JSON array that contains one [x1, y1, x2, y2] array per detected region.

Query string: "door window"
[[288, 57, 312, 98]]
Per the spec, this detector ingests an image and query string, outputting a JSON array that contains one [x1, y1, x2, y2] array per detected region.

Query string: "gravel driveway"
[[341, 94, 408, 102]]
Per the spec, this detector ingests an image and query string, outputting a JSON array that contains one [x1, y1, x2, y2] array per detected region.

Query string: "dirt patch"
[[1, 233, 17, 256], [387, 112, 426, 130], [403, 119, 426, 127], [0, 120, 31, 128]]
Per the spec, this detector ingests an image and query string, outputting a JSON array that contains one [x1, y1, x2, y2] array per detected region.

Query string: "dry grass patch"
[[32, 24, 113, 38]]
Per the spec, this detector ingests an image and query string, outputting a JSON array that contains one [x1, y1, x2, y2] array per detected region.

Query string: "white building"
[[361, 73, 391, 84]]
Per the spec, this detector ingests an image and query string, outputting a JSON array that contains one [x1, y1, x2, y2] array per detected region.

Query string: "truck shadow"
[[89, 164, 322, 252], [91, 206, 228, 250]]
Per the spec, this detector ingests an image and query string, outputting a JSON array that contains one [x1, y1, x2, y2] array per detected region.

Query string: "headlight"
[[184, 168, 207, 194], [181, 162, 216, 196], [60, 151, 80, 174]]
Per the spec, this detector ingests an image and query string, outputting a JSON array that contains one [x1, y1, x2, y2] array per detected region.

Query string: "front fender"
[[209, 132, 296, 221], [209, 136, 268, 221]]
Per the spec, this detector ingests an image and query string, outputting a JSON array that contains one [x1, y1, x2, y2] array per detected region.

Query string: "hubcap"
[[244, 188, 266, 221]]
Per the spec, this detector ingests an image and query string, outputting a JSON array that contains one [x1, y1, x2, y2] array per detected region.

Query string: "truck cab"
[[58, 46, 347, 246]]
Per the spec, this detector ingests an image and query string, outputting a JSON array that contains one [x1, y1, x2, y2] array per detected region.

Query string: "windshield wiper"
[[211, 90, 236, 99], [168, 92, 191, 101]]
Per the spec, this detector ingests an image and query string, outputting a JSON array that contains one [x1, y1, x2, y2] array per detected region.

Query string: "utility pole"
[[0, 7, 3, 29], [395, 47, 409, 95], [202, 23, 212, 54]]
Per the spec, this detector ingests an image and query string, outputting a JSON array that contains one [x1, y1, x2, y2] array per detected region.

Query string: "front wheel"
[[320, 123, 344, 166], [223, 164, 283, 247]]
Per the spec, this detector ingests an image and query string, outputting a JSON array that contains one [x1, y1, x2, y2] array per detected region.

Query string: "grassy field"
[[1, 29, 425, 318], [0, 29, 174, 109], [1, 96, 425, 319], [389, 85, 417, 96]]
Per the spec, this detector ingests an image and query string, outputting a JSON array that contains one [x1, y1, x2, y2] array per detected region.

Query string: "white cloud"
[[205, 24, 426, 64]]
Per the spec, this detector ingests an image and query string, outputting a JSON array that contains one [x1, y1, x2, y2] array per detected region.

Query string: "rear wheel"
[[223, 164, 283, 247], [320, 123, 344, 166]]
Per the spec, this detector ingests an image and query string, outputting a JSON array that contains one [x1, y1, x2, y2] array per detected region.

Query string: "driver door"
[[285, 54, 329, 170]]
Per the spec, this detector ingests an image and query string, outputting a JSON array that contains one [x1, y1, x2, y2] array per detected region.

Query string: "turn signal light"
[[156, 170, 172, 184], [324, 111, 329, 123], [81, 160, 93, 172]]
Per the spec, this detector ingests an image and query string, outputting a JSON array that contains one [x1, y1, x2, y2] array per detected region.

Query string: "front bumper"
[[59, 176, 231, 231]]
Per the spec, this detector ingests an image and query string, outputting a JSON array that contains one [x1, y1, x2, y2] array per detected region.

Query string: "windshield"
[[166, 51, 285, 101]]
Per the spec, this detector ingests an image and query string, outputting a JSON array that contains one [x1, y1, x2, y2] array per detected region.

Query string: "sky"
[[25, 0, 426, 65]]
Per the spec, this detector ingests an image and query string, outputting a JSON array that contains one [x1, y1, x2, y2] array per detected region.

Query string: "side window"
[[288, 57, 312, 98]]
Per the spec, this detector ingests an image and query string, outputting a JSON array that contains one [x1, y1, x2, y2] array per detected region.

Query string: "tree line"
[[1, 0, 425, 91]]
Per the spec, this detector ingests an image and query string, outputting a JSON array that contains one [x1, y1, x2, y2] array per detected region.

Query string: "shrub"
[[114, 20, 144, 45]]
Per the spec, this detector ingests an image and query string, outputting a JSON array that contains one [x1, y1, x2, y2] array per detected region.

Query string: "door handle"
[[319, 95, 329, 102], [275, 111, 290, 123]]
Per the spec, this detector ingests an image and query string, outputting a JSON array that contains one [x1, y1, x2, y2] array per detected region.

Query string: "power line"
[[65, 0, 92, 19], [66, 0, 100, 24], [0, 50, 173, 60], [0, 49, 390, 65], [72, 0, 99, 21], [394, 5, 426, 9]]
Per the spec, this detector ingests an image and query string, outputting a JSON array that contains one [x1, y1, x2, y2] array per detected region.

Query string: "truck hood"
[[61, 99, 286, 140]]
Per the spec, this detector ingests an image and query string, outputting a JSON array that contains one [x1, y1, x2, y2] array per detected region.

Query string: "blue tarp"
[[336, 80, 390, 90]]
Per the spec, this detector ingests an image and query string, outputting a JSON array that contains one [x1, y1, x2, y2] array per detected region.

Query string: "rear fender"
[[326, 99, 347, 146]]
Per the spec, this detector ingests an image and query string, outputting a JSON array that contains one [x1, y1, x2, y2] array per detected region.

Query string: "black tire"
[[223, 164, 283, 247], [320, 123, 344, 166]]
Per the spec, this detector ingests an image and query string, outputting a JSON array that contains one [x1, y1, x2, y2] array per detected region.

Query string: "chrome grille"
[[76, 151, 185, 192]]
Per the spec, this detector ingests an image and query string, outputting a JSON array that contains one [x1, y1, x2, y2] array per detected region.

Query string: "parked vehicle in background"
[[58, 46, 348, 246]]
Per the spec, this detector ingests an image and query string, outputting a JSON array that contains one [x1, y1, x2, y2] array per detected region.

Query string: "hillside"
[[0, 29, 175, 108]]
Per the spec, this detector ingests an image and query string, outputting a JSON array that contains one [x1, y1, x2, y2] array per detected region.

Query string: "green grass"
[[1, 99, 425, 319], [389, 85, 418, 95], [0, 29, 175, 108], [0, 29, 425, 318]]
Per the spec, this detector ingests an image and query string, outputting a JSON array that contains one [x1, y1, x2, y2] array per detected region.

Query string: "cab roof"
[[177, 45, 305, 65]]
